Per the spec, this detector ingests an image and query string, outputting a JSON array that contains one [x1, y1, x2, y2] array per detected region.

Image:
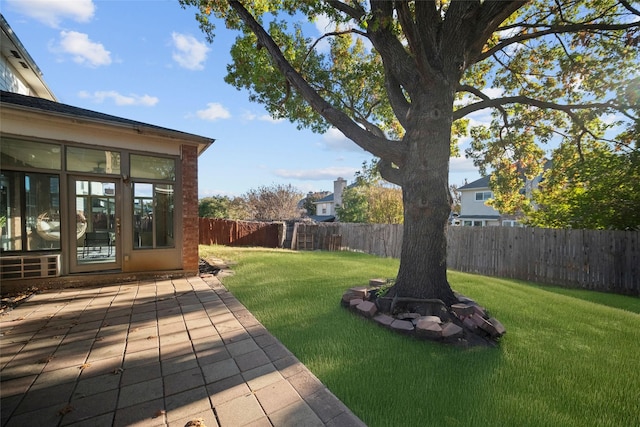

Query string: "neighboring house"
[[310, 177, 347, 222], [0, 15, 214, 288], [456, 176, 522, 227]]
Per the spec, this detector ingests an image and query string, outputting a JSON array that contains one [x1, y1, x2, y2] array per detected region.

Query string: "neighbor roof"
[[1, 14, 56, 101], [458, 175, 491, 190]]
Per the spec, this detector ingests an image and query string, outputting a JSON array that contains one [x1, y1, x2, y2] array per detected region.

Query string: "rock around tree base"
[[341, 279, 506, 347]]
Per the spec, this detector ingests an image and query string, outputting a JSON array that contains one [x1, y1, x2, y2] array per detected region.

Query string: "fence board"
[[198, 218, 282, 248], [199, 219, 639, 296]]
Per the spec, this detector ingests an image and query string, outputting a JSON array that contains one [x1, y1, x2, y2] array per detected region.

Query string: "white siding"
[[459, 190, 500, 217], [0, 58, 30, 95]]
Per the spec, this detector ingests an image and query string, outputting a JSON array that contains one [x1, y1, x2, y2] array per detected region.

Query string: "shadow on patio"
[[0, 275, 364, 427]]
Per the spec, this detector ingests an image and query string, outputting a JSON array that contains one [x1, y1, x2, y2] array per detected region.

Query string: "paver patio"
[[0, 275, 365, 427]]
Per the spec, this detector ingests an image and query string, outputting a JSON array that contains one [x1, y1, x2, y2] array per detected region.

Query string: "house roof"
[[309, 215, 335, 222], [1, 90, 214, 155], [314, 193, 334, 203], [457, 214, 501, 220], [1, 14, 56, 101], [458, 175, 491, 190]]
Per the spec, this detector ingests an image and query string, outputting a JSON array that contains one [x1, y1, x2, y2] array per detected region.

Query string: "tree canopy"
[[337, 160, 403, 224], [199, 195, 249, 219], [181, 0, 639, 304], [243, 183, 304, 220]]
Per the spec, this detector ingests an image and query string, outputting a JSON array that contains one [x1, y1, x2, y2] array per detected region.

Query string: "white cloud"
[[171, 32, 209, 70], [317, 127, 365, 153], [241, 110, 284, 123], [274, 167, 358, 181], [312, 13, 334, 52], [6, 0, 95, 28], [258, 114, 284, 123], [450, 155, 479, 175], [196, 103, 231, 121], [54, 31, 111, 67], [241, 111, 257, 121], [78, 90, 158, 106]]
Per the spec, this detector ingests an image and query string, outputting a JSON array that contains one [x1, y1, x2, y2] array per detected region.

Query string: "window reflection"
[[0, 172, 61, 251], [0, 138, 61, 170], [67, 147, 121, 174], [133, 183, 174, 249], [130, 154, 175, 180]]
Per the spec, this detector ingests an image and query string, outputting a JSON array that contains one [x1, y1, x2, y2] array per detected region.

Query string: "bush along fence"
[[199, 219, 639, 296]]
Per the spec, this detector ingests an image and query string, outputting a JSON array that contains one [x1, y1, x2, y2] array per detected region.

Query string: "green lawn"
[[200, 245, 640, 427]]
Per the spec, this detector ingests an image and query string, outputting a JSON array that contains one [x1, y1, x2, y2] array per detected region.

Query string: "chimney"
[[333, 177, 347, 217]]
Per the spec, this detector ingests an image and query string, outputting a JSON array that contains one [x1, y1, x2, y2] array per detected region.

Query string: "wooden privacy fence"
[[199, 218, 283, 248], [291, 223, 639, 296], [446, 227, 639, 296]]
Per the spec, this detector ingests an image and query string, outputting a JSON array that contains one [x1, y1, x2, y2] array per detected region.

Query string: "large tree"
[[181, 0, 639, 305], [243, 183, 304, 220]]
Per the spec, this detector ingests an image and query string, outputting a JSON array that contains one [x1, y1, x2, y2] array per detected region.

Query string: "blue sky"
[[2, 0, 482, 198]]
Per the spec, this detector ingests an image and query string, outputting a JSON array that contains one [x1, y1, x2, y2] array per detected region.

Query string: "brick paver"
[[0, 276, 366, 426]]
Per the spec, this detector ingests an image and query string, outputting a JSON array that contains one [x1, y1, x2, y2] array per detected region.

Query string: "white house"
[[456, 176, 523, 227], [311, 177, 347, 221]]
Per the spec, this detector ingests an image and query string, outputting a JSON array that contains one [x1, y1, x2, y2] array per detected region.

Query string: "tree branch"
[[384, 71, 410, 129], [476, 21, 640, 62], [227, 0, 403, 165], [446, 0, 526, 60], [620, 0, 640, 16], [453, 95, 615, 120], [457, 84, 509, 128], [377, 158, 403, 186], [302, 28, 366, 67], [324, 0, 365, 21], [366, 1, 422, 92]]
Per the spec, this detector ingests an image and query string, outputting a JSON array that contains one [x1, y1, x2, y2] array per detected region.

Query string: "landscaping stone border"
[[341, 279, 506, 347]]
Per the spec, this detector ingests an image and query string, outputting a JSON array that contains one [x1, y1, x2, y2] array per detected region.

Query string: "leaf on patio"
[[58, 404, 74, 416], [37, 355, 54, 364]]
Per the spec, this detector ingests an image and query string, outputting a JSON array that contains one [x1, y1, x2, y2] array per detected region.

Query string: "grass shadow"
[[208, 246, 640, 427]]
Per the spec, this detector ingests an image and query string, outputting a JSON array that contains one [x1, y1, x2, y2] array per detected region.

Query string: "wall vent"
[[0, 255, 61, 280]]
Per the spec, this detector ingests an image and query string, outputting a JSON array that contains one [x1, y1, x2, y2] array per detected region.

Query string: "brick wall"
[[181, 145, 199, 272]]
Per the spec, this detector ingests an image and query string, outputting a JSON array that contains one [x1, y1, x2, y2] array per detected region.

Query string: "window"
[[1, 171, 60, 251], [502, 220, 521, 227], [1, 138, 61, 170], [475, 191, 492, 201], [133, 183, 174, 249], [131, 154, 176, 249], [67, 147, 120, 174], [131, 154, 175, 180], [463, 220, 484, 227]]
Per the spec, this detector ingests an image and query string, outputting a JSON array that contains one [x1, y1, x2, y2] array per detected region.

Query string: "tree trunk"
[[388, 89, 458, 306]]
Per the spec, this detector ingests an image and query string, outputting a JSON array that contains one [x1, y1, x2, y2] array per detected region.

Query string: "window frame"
[[475, 191, 493, 202], [130, 153, 177, 250]]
